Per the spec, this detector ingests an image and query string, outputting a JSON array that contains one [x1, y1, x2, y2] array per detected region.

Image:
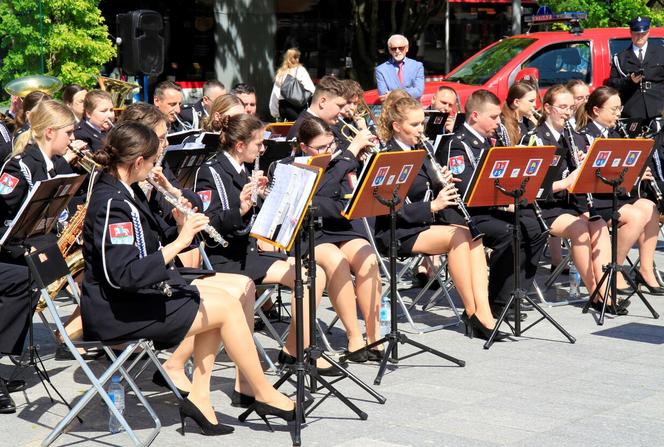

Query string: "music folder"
[[464, 145, 557, 207], [568, 138, 654, 195], [250, 162, 323, 251], [342, 150, 425, 220], [424, 111, 449, 141], [161, 146, 209, 190], [0, 174, 86, 246]]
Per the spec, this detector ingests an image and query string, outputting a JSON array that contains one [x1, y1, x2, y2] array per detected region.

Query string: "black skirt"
[[591, 194, 637, 222], [315, 218, 367, 246], [210, 250, 286, 284], [538, 200, 586, 226]]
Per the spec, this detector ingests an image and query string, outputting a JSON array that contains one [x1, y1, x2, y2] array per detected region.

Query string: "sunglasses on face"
[[390, 46, 407, 52]]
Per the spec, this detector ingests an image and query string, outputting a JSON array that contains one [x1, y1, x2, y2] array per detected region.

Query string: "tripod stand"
[[582, 168, 660, 325], [364, 188, 465, 385], [485, 178, 576, 349], [240, 206, 385, 446]]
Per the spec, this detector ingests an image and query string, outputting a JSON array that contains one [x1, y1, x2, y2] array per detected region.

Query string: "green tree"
[[540, 0, 664, 28], [0, 0, 115, 90]]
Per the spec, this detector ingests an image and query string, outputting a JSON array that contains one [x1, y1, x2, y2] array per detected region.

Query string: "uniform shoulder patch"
[[109, 222, 134, 245], [197, 190, 212, 211], [0, 173, 19, 195], [448, 155, 465, 175]]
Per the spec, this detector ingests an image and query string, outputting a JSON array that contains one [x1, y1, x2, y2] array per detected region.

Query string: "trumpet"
[[105, 117, 115, 129], [146, 174, 229, 247], [417, 134, 484, 241], [67, 143, 101, 174], [563, 119, 601, 221], [531, 108, 542, 121], [338, 115, 383, 154]]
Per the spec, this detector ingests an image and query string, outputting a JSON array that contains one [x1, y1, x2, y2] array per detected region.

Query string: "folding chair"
[[361, 218, 460, 334], [30, 245, 176, 447]]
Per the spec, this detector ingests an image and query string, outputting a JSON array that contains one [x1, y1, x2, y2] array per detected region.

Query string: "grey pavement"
[[2, 248, 664, 446]]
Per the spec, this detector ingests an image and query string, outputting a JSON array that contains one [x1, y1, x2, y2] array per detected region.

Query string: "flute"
[[147, 175, 229, 247], [251, 155, 260, 207]]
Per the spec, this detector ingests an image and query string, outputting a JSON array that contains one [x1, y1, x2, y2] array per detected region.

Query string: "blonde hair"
[[202, 94, 244, 131], [276, 48, 302, 81], [13, 100, 75, 155], [378, 96, 421, 141]]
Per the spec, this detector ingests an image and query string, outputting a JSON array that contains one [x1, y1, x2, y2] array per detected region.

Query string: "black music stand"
[[161, 147, 209, 189], [340, 150, 465, 385], [573, 138, 660, 325], [464, 147, 576, 349], [2, 174, 85, 412]]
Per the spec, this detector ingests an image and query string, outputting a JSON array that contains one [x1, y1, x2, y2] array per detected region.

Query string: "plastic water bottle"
[[379, 295, 391, 336], [108, 375, 125, 434], [569, 261, 580, 299]]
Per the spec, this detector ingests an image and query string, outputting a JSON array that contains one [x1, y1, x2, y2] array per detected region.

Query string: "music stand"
[[261, 139, 294, 173], [341, 150, 465, 386], [2, 174, 85, 411], [465, 146, 576, 349], [572, 138, 660, 325], [424, 111, 449, 141], [161, 147, 209, 189]]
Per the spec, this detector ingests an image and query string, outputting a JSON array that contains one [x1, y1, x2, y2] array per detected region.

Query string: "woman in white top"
[[269, 48, 315, 121]]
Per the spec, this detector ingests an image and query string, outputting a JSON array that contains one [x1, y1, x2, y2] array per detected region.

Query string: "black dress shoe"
[[366, 348, 385, 362], [343, 347, 369, 363], [491, 305, 527, 322], [635, 275, 664, 295], [469, 315, 510, 341], [179, 398, 234, 436], [2, 378, 26, 394], [277, 350, 347, 376], [152, 370, 189, 398], [230, 390, 255, 408], [590, 300, 629, 316], [0, 379, 16, 414]]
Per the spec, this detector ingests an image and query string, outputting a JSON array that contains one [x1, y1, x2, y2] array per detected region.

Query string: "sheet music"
[[250, 163, 318, 249]]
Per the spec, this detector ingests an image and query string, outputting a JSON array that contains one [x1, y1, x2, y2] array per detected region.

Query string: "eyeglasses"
[[389, 45, 407, 52], [550, 104, 573, 113], [601, 105, 624, 114], [306, 141, 336, 153]]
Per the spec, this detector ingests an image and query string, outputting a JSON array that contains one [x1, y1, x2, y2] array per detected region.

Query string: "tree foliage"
[[0, 0, 115, 90], [541, 0, 664, 28]]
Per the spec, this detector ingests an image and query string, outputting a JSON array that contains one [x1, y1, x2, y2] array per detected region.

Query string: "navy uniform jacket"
[[178, 100, 206, 130], [74, 119, 107, 152], [609, 43, 664, 119], [80, 172, 197, 346], [193, 152, 259, 267], [0, 122, 11, 163], [0, 144, 73, 261]]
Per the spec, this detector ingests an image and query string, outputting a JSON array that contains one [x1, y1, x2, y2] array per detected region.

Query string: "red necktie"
[[489, 137, 497, 147], [397, 62, 404, 86]]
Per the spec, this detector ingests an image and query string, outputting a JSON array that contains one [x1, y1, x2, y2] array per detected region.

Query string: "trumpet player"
[[376, 94, 508, 341], [578, 86, 664, 295], [524, 85, 621, 313], [443, 90, 548, 323], [286, 76, 348, 141], [194, 114, 341, 375], [73, 90, 114, 152]]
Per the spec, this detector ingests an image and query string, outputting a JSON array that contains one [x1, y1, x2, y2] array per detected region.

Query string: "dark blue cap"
[[630, 16, 651, 32]]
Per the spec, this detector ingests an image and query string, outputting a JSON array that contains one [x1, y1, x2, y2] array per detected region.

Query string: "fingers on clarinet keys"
[[179, 398, 234, 436]]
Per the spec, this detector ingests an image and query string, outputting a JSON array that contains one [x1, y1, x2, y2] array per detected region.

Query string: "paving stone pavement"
[[2, 249, 664, 446]]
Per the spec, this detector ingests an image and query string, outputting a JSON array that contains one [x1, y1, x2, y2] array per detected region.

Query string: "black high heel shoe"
[[634, 271, 664, 295], [231, 390, 255, 408], [589, 299, 629, 315], [469, 315, 509, 341], [152, 370, 189, 398], [461, 311, 473, 338], [179, 398, 234, 436], [277, 350, 347, 377], [254, 401, 296, 431]]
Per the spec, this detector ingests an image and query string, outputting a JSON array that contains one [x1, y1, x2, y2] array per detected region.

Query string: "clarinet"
[[146, 175, 229, 247], [563, 120, 602, 221], [617, 120, 664, 209], [417, 134, 485, 241], [513, 130, 550, 234], [251, 154, 260, 207]]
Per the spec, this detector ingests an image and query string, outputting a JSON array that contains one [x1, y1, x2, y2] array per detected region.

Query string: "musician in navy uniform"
[[442, 90, 547, 321], [609, 16, 664, 120], [194, 113, 342, 374], [73, 90, 115, 152], [153, 81, 191, 134], [523, 85, 620, 313], [375, 94, 507, 340], [83, 121, 295, 435], [178, 80, 226, 130]]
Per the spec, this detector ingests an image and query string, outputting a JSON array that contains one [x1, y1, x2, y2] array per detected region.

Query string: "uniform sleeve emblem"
[[197, 190, 212, 211], [448, 155, 465, 175], [109, 222, 134, 245], [0, 173, 19, 195]]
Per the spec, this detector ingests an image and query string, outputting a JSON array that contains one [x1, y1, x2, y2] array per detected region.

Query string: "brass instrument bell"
[[4, 75, 63, 97]]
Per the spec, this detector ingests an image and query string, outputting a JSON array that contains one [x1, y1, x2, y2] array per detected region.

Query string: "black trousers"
[[472, 208, 547, 306], [0, 262, 37, 355]]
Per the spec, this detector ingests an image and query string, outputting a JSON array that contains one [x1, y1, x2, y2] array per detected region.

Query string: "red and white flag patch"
[[0, 173, 19, 195], [109, 222, 134, 245], [197, 190, 212, 211]]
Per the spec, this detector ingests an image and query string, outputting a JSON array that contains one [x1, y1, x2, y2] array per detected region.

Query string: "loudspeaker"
[[116, 10, 164, 76]]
